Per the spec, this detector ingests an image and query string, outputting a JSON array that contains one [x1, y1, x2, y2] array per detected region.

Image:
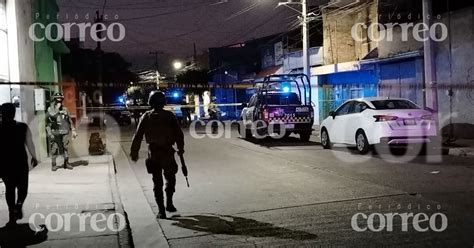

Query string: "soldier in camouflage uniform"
[[131, 91, 185, 219], [46, 93, 77, 171]]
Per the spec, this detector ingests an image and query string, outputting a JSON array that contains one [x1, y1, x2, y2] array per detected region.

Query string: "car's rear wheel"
[[356, 130, 371, 154], [321, 129, 332, 149]]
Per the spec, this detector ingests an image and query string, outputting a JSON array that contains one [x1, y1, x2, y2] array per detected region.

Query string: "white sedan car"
[[320, 97, 437, 154]]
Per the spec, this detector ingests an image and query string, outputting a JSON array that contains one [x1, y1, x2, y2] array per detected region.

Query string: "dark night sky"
[[57, 0, 327, 72]]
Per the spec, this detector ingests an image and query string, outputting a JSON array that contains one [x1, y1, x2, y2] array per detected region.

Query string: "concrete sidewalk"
[[0, 155, 131, 247], [109, 142, 169, 248]]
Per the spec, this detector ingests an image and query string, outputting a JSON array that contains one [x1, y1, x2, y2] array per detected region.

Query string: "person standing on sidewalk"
[[46, 93, 77, 171], [209, 97, 221, 134], [0, 103, 38, 226], [130, 91, 185, 219]]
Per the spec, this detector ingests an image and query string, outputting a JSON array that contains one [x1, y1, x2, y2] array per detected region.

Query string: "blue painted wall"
[[318, 70, 378, 119], [317, 58, 421, 120]]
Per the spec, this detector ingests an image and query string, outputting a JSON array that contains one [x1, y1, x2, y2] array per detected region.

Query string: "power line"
[[224, 8, 287, 45], [225, 1, 261, 21], [101, 0, 107, 14], [117, 3, 212, 22], [60, 0, 212, 10]]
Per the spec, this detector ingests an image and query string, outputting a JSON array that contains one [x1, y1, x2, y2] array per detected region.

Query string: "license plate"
[[403, 119, 416, 126], [285, 124, 295, 129], [295, 107, 309, 112]]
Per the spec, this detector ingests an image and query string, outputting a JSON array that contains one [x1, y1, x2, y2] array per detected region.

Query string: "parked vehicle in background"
[[105, 103, 132, 126], [164, 89, 184, 121], [240, 74, 314, 141], [320, 97, 437, 154]]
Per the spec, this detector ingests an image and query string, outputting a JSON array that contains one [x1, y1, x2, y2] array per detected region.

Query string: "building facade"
[[0, 0, 68, 160], [312, 0, 474, 133]]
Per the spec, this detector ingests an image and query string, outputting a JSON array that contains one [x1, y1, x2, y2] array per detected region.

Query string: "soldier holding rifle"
[[130, 91, 186, 219]]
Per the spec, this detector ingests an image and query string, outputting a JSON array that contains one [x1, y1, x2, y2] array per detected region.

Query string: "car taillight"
[[373, 115, 398, 122], [421, 115, 433, 120]]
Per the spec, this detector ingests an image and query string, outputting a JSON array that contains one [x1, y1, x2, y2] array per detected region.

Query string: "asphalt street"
[[117, 125, 474, 247]]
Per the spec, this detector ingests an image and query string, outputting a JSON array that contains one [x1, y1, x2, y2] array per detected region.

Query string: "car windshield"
[[371, 100, 420, 110], [265, 93, 301, 105]]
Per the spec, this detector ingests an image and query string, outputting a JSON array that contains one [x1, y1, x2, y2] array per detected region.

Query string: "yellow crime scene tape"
[[76, 103, 244, 111], [2, 82, 474, 89]]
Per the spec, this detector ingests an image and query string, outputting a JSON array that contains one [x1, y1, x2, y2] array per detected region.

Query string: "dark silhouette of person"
[[209, 97, 220, 134], [0, 103, 38, 226], [130, 91, 185, 219], [180, 99, 191, 127], [131, 99, 142, 126]]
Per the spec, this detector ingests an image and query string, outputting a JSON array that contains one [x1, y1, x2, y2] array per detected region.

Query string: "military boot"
[[166, 192, 177, 212], [16, 202, 24, 220], [7, 209, 18, 226], [156, 195, 167, 219], [52, 163, 58, 172], [64, 159, 73, 170]]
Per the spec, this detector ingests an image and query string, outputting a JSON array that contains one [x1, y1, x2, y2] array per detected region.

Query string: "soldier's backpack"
[[89, 132, 106, 155]]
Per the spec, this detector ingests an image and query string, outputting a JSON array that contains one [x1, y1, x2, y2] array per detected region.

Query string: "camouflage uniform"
[[46, 103, 75, 170], [131, 107, 184, 218]]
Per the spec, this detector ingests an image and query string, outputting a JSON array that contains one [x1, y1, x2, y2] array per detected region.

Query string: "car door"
[[343, 101, 370, 145], [328, 101, 354, 143]]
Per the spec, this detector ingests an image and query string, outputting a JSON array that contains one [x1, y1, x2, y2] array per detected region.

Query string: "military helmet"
[[52, 92, 64, 102], [148, 91, 166, 108]]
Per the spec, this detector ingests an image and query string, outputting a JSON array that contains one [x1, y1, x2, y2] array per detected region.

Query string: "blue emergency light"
[[281, 82, 291, 93]]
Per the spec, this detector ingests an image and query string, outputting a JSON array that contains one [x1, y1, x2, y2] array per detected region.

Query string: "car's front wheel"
[[356, 130, 371, 154], [321, 128, 332, 149]]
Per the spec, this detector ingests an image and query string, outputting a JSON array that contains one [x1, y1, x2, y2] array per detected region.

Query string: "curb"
[[448, 147, 474, 157], [111, 143, 170, 248], [108, 155, 134, 248]]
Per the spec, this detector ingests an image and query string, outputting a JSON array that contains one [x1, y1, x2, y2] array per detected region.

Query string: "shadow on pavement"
[[70, 160, 90, 167], [331, 145, 453, 164], [0, 223, 48, 247], [242, 136, 320, 148], [171, 215, 318, 241]]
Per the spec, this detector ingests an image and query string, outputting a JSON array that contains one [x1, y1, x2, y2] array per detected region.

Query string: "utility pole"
[[278, 0, 311, 78], [301, 0, 310, 78], [278, 0, 315, 104], [422, 0, 438, 111], [149, 51, 161, 89]]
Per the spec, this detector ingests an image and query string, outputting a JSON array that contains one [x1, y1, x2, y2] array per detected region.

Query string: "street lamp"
[[173, 61, 183, 70]]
